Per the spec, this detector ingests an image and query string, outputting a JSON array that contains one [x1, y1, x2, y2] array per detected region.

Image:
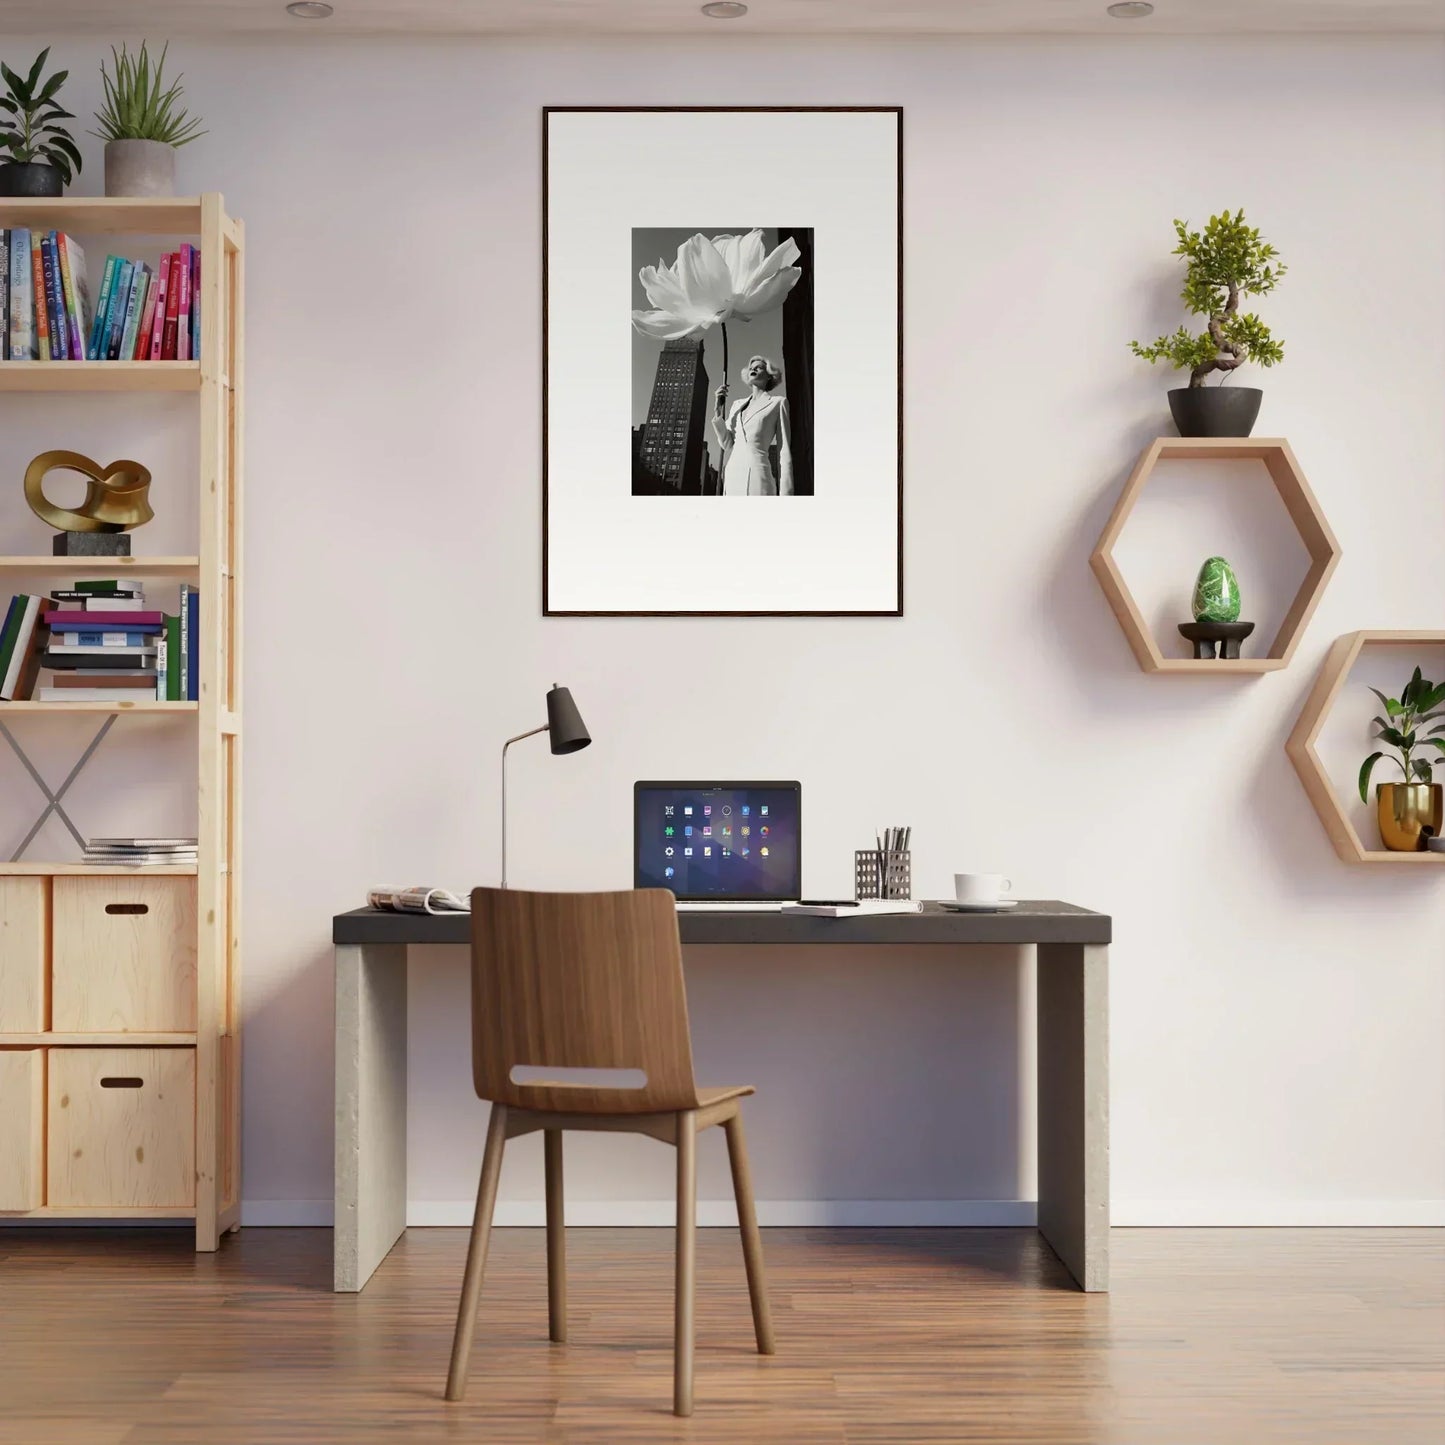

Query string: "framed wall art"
[[543, 106, 903, 616]]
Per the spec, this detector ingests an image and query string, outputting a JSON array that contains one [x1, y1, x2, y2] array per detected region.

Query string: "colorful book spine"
[[155, 633, 168, 700], [55, 631, 154, 647], [190, 247, 200, 359], [41, 233, 67, 360], [146, 254, 171, 361], [57, 233, 88, 360], [176, 244, 193, 363], [119, 265, 149, 363], [30, 234, 50, 362], [135, 264, 160, 359], [0, 596, 23, 680], [1, 595, 44, 700], [185, 587, 199, 701], [103, 260, 134, 361], [47, 611, 164, 628], [165, 613, 181, 701], [162, 253, 181, 360], [9, 229, 33, 360], [0, 229, 8, 360], [89, 254, 119, 360]]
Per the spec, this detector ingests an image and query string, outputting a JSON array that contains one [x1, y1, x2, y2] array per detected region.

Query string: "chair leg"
[[674, 1109, 698, 1418], [544, 1128, 566, 1343], [445, 1103, 508, 1402], [723, 1111, 776, 1355]]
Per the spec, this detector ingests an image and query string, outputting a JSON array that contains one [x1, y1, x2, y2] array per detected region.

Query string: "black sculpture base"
[[1178, 620, 1256, 660], [52, 532, 130, 556]]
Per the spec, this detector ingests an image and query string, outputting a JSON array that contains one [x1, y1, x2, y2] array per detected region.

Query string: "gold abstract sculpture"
[[24, 450, 154, 534]]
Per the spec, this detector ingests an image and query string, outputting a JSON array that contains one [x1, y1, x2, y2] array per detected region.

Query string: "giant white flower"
[[631, 229, 802, 340]]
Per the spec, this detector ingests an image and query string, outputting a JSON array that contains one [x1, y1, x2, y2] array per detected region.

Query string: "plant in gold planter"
[[92, 42, 205, 198], [1130, 210, 1286, 438], [1358, 668, 1445, 851]]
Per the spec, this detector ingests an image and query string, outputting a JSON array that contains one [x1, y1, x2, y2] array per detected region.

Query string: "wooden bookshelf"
[[0, 194, 243, 1250]]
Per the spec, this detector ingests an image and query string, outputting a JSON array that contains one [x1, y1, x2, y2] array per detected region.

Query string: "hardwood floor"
[[0, 1227, 1440, 1443]]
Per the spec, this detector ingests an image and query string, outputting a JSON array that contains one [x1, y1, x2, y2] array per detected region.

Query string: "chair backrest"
[[468, 887, 701, 1115]]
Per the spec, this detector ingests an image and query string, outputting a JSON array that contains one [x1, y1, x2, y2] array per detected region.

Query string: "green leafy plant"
[[0, 48, 83, 183], [1358, 668, 1445, 802], [1130, 210, 1285, 388], [92, 42, 205, 148]]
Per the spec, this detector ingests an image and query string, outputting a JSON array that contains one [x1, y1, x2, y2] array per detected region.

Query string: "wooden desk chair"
[[445, 886, 775, 1417]]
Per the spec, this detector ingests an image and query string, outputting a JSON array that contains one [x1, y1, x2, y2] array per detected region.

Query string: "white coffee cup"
[[954, 873, 1012, 906]]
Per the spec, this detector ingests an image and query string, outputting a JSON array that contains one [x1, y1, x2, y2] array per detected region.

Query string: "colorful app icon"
[[684, 847, 693, 856], [721, 826, 731, 837], [684, 825, 693, 837], [741, 805, 750, 817], [760, 847, 769, 856], [721, 805, 732, 816], [741, 847, 750, 857], [703, 805, 712, 816], [760, 805, 769, 816], [741, 826, 750, 837], [684, 805, 693, 815], [664, 805, 675, 817], [760, 825, 769, 837], [722, 848, 731, 857], [665, 846, 674, 856], [703, 846, 712, 857], [665, 825, 675, 837], [664, 866, 675, 878], [702, 826, 711, 836]]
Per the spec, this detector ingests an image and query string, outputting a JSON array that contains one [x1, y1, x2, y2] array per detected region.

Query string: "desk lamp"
[[500, 684, 591, 887]]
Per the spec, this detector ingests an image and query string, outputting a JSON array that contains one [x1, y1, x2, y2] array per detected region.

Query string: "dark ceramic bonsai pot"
[[1168, 386, 1263, 438], [0, 161, 65, 197]]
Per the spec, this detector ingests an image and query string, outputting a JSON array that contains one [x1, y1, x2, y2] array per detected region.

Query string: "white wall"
[[4, 34, 1443, 1227]]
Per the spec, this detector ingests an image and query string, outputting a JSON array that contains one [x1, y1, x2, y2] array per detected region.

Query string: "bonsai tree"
[[0, 48, 83, 184], [1131, 210, 1285, 388], [1358, 667, 1445, 802], [92, 42, 206, 150]]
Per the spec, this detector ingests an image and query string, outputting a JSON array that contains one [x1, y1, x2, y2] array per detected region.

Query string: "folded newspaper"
[[367, 886, 471, 915]]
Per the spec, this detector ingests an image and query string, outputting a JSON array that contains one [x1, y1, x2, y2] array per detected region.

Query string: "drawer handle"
[[105, 903, 149, 915], [100, 1076, 144, 1089]]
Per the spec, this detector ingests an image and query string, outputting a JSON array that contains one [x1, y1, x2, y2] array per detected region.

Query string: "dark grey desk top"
[[333, 900, 1110, 947]]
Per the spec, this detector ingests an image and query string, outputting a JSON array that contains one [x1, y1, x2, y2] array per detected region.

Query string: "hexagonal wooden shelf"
[[1090, 437, 1342, 674], [1286, 630, 1445, 866]]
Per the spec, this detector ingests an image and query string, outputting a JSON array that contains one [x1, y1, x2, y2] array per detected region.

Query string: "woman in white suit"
[[711, 355, 794, 497]]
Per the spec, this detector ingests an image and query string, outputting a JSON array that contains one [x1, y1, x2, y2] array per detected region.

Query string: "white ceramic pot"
[[104, 139, 177, 198]]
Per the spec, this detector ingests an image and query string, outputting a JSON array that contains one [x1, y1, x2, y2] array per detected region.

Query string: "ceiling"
[[3, 0, 1442, 36]]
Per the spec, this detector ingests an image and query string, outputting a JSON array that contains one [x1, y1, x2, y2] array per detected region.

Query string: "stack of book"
[[0, 580, 199, 702], [83, 836, 198, 867], [1, 229, 200, 362]]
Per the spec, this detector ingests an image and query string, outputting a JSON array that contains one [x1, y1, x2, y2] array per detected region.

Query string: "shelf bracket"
[[0, 715, 117, 860]]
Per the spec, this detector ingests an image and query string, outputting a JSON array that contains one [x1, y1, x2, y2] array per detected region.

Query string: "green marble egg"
[[1192, 556, 1241, 623]]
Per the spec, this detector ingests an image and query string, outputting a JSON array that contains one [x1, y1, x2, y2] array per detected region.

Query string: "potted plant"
[[0, 49, 82, 197], [1130, 210, 1285, 438], [92, 42, 204, 198], [1358, 667, 1445, 851]]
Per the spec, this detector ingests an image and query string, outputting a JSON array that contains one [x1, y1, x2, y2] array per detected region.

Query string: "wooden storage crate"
[[0, 876, 48, 1032], [0, 1048, 44, 1211], [51, 876, 197, 1033], [47, 1048, 195, 1209]]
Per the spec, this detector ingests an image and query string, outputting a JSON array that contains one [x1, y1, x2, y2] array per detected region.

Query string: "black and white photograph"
[[545, 107, 900, 615], [631, 227, 814, 497]]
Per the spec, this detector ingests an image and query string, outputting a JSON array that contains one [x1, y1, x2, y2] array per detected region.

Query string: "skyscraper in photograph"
[[635, 338, 710, 495]]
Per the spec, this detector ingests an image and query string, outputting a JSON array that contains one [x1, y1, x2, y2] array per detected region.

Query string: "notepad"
[[780, 901, 922, 918]]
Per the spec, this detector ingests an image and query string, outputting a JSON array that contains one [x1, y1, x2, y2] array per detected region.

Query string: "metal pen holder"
[[855, 849, 911, 901]]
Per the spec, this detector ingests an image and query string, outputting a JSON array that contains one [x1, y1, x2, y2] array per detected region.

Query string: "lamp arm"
[[500, 724, 550, 889]]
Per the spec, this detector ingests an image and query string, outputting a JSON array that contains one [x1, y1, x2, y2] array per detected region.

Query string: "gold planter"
[[1376, 782, 1444, 852]]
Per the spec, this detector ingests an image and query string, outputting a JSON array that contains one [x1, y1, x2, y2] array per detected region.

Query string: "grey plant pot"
[[104, 139, 177, 198]]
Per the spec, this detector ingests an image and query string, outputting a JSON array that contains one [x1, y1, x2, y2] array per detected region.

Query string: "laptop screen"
[[634, 781, 801, 901]]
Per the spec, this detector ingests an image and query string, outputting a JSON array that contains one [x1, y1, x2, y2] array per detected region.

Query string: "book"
[[155, 632, 167, 699], [76, 579, 143, 594], [185, 586, 199, 700], [52, 631, 156, 647], [47, 610, 165, 627], [190, 246, 200, 359], [1, 595, 45, 699], [103, 259, 134, 361], [0, 596, 24, 681], [0, 229, 8, 360], [164, 613, 181, 701], [176, 244, 194, 362], [57, 233, 89, 360], [49, 671, 157, 688], [135, 263, 161, 359], [367, 887, 471, 915], [147, 253, 170, 361], [119, 264, 149, 362], [89, 254, 119, 359], [780, 901, 923, 917], [30, 233, 50, 362], [49, 589, 145, 603], [8, 229, 34, 359], [161, 252, 181, 359], [41, 233, 67, 361], [90, 837, 198, 847], [42, 649, 156, 669]]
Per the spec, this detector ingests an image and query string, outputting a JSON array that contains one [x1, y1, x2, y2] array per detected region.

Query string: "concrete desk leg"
[[335, 943, 409, 1292], [1036, 943, 1109, 1291]]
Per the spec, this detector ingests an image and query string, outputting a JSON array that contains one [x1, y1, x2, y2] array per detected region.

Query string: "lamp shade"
[[545, 684, 591, 754]]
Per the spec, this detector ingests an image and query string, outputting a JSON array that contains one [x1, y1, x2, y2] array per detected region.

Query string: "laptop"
[[634, 781, 801, 910]]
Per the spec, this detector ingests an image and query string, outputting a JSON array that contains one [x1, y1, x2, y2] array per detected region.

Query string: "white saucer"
[[935, 898, 1018, 912]]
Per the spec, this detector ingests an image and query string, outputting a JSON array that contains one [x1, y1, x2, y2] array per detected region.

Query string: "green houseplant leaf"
[[90, 42, 206, 147], [1358, 752, 1385, 803], [0, 47, 81, 177]]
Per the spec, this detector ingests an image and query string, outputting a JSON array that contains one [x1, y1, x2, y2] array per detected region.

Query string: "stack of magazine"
[[84, 836, 198, 867]]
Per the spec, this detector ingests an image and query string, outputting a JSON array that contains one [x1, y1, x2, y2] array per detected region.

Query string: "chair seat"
[[696, 1085, 754, 1108]]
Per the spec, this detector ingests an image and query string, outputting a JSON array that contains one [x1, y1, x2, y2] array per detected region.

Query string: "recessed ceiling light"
[[701, 2, 749, 17], [286, 1, 334, 17], [1106, 1, 1154, 15]]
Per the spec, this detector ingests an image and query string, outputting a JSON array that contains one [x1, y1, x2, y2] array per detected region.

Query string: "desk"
[[332, 900, 1110, 1294]]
